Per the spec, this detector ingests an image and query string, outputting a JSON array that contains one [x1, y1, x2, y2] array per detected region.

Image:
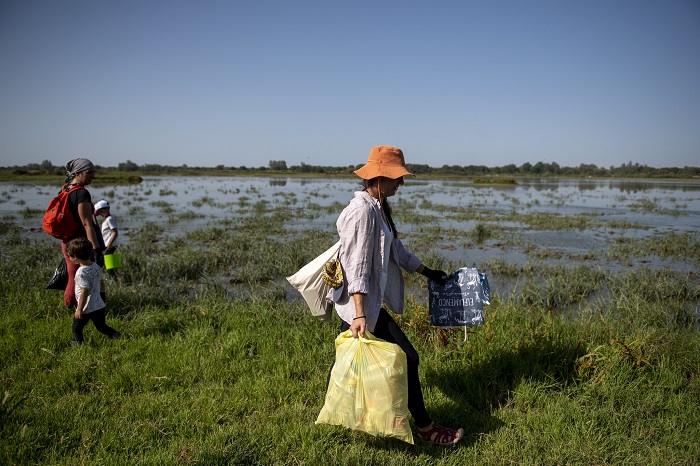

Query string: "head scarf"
[[64, 158, 95, 183]]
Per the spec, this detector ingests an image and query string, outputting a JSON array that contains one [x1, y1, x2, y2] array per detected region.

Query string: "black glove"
[[421, 266, 448, 285], [94, 249, 105, 268]]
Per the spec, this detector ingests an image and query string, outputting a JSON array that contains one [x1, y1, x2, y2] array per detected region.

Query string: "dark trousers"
[[72, 308, 117, 343], [328, 308, 432, 428]]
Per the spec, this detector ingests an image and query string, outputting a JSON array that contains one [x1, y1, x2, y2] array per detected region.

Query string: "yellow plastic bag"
[[316, 330, 414, 444]]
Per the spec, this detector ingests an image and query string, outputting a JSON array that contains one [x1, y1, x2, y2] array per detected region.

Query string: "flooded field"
[[2, 175, 699, 325], [3, 176, 699, 270]]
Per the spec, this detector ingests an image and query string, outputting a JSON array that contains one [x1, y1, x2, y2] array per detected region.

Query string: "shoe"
[[111, 331, 121, 340], [417, 423, 464, 446]]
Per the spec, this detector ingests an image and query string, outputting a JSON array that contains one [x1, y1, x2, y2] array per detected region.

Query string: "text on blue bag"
[[428, 267, 490, 328]]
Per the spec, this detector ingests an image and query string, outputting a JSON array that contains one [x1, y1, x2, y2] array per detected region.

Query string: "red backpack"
[[42, 184, 85, 240]]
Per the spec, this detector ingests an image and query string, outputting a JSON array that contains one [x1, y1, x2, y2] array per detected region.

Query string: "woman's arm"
[[77, 202, 101, 250], [394, 237, 423, 272], [349, 293, 366, 338], [338, 200, 376, 338], [338, 203, 376, 297], [397, 241, 447, 283]]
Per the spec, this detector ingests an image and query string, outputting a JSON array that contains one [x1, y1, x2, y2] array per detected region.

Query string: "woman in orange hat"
[[330, 145, 465, 446]]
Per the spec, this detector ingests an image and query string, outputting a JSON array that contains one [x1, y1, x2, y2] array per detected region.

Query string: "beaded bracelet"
[[352, 316, 366, 321]]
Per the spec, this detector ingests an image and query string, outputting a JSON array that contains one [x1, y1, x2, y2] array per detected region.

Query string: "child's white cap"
[[94, 200, 110, 213]]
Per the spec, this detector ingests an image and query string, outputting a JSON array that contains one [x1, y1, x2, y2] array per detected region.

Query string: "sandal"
[[417, 423, 464, 446]]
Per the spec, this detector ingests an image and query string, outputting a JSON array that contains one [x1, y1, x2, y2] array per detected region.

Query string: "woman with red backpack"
[[59, 158, 105, 309]]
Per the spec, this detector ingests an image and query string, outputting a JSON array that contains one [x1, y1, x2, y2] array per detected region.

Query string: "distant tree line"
[[3, 159, 699, 179]]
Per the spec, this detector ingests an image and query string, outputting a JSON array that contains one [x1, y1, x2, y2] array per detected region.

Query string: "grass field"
[[1, 206, 699, 465]]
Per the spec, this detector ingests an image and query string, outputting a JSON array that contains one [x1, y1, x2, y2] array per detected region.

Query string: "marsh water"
[[3, 176, 699, 322], [4, 176, 699, 270]]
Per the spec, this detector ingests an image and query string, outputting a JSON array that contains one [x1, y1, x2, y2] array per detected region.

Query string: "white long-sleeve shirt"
[[331, 191, 422, 332]]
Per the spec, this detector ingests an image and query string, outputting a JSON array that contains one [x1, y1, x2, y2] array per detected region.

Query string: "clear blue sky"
[[1, 0, 699, 169]]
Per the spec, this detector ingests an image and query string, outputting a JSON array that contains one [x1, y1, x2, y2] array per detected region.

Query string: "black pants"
[[72, 308, 118, 343], [328, 308, 432, 428]]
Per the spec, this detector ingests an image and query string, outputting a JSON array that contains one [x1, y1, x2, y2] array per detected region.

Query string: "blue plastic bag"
[[428, 267, 489, 327]]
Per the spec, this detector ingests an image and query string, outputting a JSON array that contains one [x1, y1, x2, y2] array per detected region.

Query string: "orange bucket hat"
[[354, 145, 415, 180]]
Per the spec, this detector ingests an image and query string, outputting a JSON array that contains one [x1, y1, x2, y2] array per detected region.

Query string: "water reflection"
[[577, 183, 598, 192], [5, 176, 700, 213], [614, 180, 700, 193]]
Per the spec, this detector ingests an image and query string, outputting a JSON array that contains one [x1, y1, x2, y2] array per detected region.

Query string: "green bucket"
[[104, 253, 122, 270]]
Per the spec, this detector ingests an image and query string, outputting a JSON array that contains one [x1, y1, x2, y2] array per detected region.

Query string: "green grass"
[[1, 209, 699, 465], [608, 231, 700, 268]]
